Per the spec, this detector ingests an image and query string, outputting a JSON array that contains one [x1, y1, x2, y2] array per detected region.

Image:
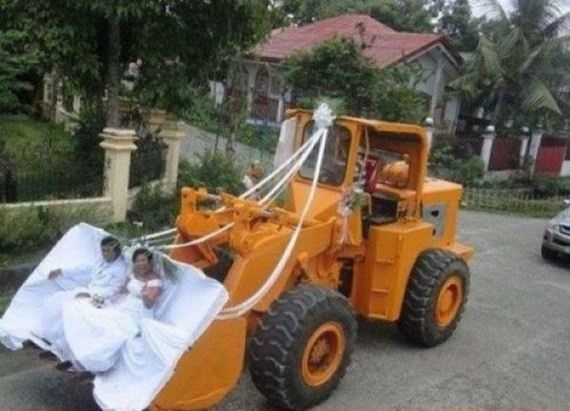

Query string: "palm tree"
[[450, 0, 569, 128]]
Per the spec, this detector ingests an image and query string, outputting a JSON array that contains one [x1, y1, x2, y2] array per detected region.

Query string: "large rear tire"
[[399, 249, 470, 347], [248, 284, 357, 410]]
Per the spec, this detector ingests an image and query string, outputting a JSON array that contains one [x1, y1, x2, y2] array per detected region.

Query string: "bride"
[[61, 247, 165, 373]]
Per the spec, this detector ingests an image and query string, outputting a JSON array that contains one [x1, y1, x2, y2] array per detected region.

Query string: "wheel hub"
[[301, 322, 345, 387], [435, 275, 463, 327]]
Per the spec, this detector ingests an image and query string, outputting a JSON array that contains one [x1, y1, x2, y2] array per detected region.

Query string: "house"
[[229, 14, 463, 129]]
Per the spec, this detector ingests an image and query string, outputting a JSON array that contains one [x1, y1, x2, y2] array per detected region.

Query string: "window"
[[298, 121, 351, 186]]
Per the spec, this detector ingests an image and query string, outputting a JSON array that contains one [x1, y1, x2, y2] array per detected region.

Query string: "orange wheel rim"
[[435, 275, 463, 327], [301, 322, 345, 387]]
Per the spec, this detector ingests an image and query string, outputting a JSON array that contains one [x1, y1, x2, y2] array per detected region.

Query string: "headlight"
[[548, 219, 558, 230]]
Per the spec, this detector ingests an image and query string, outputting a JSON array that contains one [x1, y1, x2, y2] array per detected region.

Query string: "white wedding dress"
[[62, 276, 163, 373], [0, 223, 229, 411]]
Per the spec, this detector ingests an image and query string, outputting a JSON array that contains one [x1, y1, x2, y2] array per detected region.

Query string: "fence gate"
[[488, 138, 521, 171], [535, 136, 567, 176]]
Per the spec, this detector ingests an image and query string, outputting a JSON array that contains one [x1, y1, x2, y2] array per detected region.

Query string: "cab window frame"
[[298, 120, 352, 186]]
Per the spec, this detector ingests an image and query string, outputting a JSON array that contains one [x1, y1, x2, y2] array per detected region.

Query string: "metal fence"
[[0, 138, 102, 203], [129, 132, 167, 188], [462, 188, 564, 218]]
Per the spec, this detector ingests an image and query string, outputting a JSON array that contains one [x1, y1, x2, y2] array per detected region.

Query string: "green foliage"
[[0, 205, 105, 253], [129, 184, 178, 232], [71, 103, 105, 170], [0, 115, 101, 201], [437, 0, 480, 52], [430, 142, 456, 169], [178, 151, 244, 195], [180, 91, 227, 136], [457, 157, 485, 186], [283, 37, 426, 123], [449, 0, 569, 128], [530, 176, 570, 198], [238, 124, 279, 154], [1, 0, 270, 123], [463, 192, 562, 218], [278, 0, 435, 33], [0, 115, 70, 158], [429, 142, 484, 186], [0, 29, 37, 113]]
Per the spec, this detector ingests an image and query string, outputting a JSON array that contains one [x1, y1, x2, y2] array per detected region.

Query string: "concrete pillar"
[[100, 128, 138, 222], [72, 96, 81, 114], [159, 115, 185, 191], [43, 76, 50, 104], [429, 59, 443, 118], [519, 127, 530, 167], [277, 95, 285, 123], [528, 128, 543, 175], [480, 125, 496, 173], [246, 65, 258, 114], [425, 117, 434, 151], [54, 93, 64, 124], [146, 108, 166, 135]]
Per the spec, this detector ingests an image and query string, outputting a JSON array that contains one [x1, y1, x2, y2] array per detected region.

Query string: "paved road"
[[1, 211, 569, 410]]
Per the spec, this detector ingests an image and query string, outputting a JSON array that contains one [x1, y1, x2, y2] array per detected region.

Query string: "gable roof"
[[249, 14, 462, 68]]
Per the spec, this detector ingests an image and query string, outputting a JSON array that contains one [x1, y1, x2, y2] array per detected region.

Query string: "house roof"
[[249, 14, 462, 68]]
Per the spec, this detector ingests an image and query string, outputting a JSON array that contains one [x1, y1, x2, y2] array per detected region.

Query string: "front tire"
[[541, 245, 558, 261], [399, 249, 470, 347], [248, 284, 357, 410]]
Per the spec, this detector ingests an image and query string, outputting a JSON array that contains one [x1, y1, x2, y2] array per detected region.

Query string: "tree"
[[277, 0, 435, 33], [0, 29, 36, 113], [0, 0, 269, 127], [283, 36, 427, 123], [437, 0, 481, 52], [449, 0, 570, 129]]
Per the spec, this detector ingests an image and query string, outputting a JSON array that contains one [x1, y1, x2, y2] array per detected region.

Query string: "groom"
[[47, 236, 128, 305], [35, 236, 128, 360]]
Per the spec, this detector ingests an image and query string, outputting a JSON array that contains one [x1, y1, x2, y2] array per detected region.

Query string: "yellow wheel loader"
[[150, 109, 474, 410]]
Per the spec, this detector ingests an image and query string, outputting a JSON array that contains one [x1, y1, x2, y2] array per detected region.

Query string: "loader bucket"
[[150, 317, 247, 410]]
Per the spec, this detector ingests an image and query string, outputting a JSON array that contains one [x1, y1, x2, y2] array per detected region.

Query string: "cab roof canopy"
[[286, 108, 428, 150]]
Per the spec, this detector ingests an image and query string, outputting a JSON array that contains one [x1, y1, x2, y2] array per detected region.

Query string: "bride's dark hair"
[[132, 248, 153, 263]]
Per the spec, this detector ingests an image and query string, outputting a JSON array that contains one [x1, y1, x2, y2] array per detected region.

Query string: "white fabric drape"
[[0, 223, 228, 411]]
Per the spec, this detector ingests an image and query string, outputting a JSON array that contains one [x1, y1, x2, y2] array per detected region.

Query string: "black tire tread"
[[248, 284, 357, 410], [541, 245, 557, 261], [399, 249, 470, 347]]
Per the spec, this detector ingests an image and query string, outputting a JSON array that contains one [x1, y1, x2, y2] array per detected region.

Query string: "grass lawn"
[[0, 114, 103, 202], [0, 114, 72, 166]]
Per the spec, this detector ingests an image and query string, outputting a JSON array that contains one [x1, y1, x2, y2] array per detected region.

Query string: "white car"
[[542, 202, 570, 261]]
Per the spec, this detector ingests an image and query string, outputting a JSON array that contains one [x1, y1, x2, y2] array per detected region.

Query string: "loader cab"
[[360, 125, 428, 228], [286, 110, 428, 227]]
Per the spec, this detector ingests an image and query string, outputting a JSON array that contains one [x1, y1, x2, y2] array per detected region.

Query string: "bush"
[[129, 184, 178, 232], [238, 124, 279, 154], [0, 205, 105, 253], [181, 91, 227, 135], [0, 207, 55, 252], [428, 144, 484, 186], [429, 143, 457, 169], [457, 157, 485, 186], [72, 103, 105, 171], [178, 150, 244, 195], [530, 176, 570, 198]]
